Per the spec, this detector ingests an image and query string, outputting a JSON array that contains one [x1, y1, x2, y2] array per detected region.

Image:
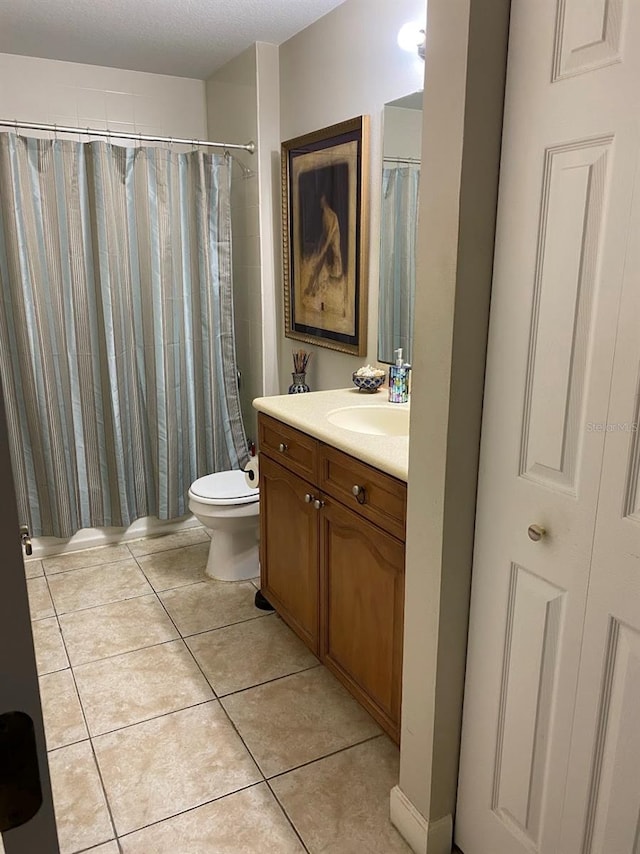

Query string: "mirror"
[[377, 91, 422, 365]]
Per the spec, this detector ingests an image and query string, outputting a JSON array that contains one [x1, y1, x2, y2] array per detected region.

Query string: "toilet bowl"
[[188, 470, 259, 582]]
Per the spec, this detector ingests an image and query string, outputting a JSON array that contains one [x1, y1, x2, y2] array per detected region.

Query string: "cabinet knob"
[[352, 484, 366, 505], [527, 524, 546, 542], [278, 442, 288, 453], [304, 493, 314, 503], [313, 498, 325, 510]]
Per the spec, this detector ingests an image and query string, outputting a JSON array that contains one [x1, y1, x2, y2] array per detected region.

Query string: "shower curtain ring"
[[54, 123, 58, 141]]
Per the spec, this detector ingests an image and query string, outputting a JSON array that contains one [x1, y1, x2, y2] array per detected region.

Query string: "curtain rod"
[[383, 156, 421, 165], [0, 119, 255, 154]]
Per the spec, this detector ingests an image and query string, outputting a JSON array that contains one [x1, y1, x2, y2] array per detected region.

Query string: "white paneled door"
[[456, 0, 640, 852]]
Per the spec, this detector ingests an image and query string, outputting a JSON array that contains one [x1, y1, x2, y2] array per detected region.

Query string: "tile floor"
[[25, 527, 412, 853]]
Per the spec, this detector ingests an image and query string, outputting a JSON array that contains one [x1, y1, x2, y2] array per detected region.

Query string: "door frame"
[[392, 0, 511, 851], [0, 378, 59, 853]]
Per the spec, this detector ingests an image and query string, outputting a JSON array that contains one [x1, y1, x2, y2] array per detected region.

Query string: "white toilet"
[[188, 470, 259, 582]]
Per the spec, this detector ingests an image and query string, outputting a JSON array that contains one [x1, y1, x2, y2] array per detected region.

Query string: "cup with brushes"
[[289, 349, 311, 393]]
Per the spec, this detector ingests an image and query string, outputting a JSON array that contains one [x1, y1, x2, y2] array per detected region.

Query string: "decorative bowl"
[[352, 371, 385, 393]]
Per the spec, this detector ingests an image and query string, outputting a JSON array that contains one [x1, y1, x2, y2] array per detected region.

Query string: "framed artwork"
[[282, 115, 369, 356]]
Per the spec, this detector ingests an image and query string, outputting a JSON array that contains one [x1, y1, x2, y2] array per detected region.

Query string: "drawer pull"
[[304, 493, 314, 503], [313, 498, 325, 510], [352, 484, 366, 505], [278, 442, 288, 453]]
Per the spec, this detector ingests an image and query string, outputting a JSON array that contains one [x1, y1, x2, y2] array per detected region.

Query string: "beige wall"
[[0, 52, 206, 139], [278, 0, 427, 392], [206, 46, 262, 443], [383, 106, 423, 160]]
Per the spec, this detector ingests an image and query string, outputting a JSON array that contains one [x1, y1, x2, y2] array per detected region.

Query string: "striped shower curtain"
[[378, 162, 420, 364], [0, 133, 247, 538]]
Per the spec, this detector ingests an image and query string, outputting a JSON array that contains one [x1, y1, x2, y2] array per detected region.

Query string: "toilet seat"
[[189, 470, 259, 506]]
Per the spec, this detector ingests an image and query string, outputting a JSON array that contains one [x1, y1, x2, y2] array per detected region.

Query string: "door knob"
[[313, 498, 325, 510], [304, 493, 314, 503], [278, 442, 288, 453], [527, 524, 546, 542]]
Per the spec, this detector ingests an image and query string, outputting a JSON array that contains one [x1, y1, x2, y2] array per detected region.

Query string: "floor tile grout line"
[[49, 587, 155, 619], [64, 633, 181, 670], [264, 778, 312, 854], [215, 661, 322, 700], [179, 609, 272, 641], [86, 694, 218, 741], [113, 780, 267, 844], [70, 647, 319, 739], [263, 733, 393, 854], [55, 603, 269, 671], [32, 609, 70, 676], [69, 836, 119, 854], [45, 734, 91, 755], [44, 554, 146, 575], [128, 550, 212, 599], [26, 572, 56, 622], [265, 732, 387, 783], [49, 584, 120, 846], [153, 582, 279, 791], [153, 600, 272, 640], [40, 551, 205, 583], [71, 635, 195, 677], [127, 536, 211, 562]]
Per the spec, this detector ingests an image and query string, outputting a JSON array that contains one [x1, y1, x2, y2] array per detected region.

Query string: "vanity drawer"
[[258, 413, 319, 483], [319, 444, 407, 541]]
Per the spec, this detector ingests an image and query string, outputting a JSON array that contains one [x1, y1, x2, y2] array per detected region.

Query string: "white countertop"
[[252, 388, 410, 482]]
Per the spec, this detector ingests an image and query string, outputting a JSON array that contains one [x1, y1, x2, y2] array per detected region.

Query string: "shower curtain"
[[378, 162, 420, 364], [0, 132, 247, 538]]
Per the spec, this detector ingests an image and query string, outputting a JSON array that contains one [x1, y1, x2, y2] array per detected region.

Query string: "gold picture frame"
[[282, 116, 369, 356]]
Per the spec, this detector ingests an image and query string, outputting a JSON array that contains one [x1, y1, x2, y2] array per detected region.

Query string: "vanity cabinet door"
[[319, 496, 405, 742], [260, 454, 320, 654]]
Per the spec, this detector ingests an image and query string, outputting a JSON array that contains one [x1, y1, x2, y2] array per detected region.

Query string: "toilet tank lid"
[[190, 470, 259, 504]]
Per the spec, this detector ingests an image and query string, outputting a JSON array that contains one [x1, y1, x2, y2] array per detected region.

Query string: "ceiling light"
[[397, 21, 426, 60]]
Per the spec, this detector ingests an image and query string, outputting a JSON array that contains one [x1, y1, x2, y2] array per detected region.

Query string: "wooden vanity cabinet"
[[259, 453, 320, 654], [320, 496, 405, 739], [258, 412, 406, 743]]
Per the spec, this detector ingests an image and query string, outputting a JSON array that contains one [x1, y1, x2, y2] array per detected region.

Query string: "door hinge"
[[19, 524, 32, 556]]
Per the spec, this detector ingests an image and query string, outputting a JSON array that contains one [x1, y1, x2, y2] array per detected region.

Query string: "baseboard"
[[30, 515, 201, 558], [390, 786, 453, 854]]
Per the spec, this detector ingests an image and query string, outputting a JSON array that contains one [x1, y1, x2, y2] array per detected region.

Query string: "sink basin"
[[326, 405, 409, 436]]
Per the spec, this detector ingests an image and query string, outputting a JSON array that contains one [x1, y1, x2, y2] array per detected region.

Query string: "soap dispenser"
[[388, 348, 411, 403]]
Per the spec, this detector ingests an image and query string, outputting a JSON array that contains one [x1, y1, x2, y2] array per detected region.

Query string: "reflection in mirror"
[[377, 91, 422, 365]]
